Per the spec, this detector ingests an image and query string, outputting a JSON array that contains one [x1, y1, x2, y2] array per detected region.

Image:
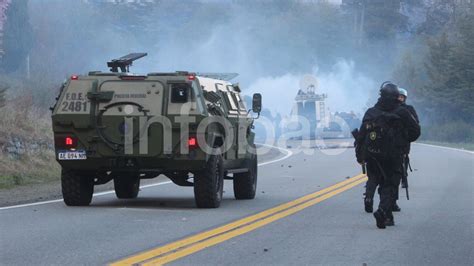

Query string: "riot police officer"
[[356, 82, 420, 229], [398, 88, 419, 123], [397, 88, 420, 205]]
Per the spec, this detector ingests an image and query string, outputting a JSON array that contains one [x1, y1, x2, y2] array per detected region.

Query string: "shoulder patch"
[[369, 131, 377, 140]]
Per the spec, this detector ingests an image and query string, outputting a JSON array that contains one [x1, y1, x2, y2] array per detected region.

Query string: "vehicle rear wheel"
[[114, 176, 140, 199], [61, 169, 94, 206], [233, 155, 258, 200], [194, 154, 224, 208]]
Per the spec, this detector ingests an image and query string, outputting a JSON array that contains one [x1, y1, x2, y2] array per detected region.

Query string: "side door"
[[222, 84, 250, 160], [230, 87, 251, 159], [216, 83, 239, 160]]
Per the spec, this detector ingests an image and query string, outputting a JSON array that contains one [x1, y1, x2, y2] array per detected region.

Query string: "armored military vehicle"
[[51, 53, 262, 208]]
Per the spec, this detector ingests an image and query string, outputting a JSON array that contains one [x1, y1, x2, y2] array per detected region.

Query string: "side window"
[[226, 93, 239, 111], [216, 83, 238, 115], [171, 84, 189, 103], [168, 83, 200, 115], [191, 81, 205, 115], [224, 85, 239, 111], [234, 93, 247, 113]]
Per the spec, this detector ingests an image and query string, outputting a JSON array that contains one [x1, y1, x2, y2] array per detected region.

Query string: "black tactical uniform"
[[401, 103, 419, 124], [398, 102, 420, 199], [400, 102, 419, 156], [356, 83, 420, 228]]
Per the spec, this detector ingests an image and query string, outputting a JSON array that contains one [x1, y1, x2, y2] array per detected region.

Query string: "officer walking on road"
[[355, 82, 420, 229], [397, 88, 420, 204]]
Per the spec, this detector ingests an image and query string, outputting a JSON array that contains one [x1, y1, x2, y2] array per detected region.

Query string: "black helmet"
[[379, 81, 399, 99]]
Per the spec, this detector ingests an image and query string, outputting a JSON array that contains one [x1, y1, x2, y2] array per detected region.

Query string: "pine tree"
[[423, 33, 454, 105], [422, 10, 474, 123], [449, 12, 474, 121], [393, 52, 419, 87], [0, 0, 33, 73]]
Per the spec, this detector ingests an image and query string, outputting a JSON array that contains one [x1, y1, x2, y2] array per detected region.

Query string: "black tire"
[[114, 176, 140, 199], [61, 169, 94, 206], [233, 155, 258, 200], [194, 154, 224, 208]]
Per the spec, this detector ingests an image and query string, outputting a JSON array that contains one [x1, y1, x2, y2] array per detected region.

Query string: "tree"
[[392, 51, 427, 102], [342, 0, 407, 41], [449, 12, 474, 121], [0, 0, 33, 73], [425, 33, 453, 90], [421, 10, 474, 123]]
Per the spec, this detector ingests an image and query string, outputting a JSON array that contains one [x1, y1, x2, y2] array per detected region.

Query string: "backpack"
[[363, 111, 401, 159]]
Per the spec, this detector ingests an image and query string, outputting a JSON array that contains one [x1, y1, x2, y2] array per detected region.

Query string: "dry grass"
[[0, 95, 52, 140], [0, 150, 60, 189], [0, 96, 60, 189]]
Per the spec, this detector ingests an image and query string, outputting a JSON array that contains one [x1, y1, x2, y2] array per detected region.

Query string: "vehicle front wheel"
[[233, 155, 258, 200], [114, 176, 140, 199], [61, 169, 94, 206], [194, 154, 224, 208]]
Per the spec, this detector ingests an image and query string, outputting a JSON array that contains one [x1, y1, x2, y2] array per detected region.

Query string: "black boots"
[[373, 209, 395, 229], [364, 197, 373, 213], [385, 212, 395, 226], [392, 202, 401, 212], [373, 209, 386, 229]]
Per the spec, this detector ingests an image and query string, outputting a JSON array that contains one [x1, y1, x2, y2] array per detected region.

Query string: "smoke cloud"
[[25, 0, 385, 117], [248, 60, 376, 117]]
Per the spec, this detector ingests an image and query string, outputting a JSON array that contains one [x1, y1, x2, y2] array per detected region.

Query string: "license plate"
[[58, 150, 87, 160]]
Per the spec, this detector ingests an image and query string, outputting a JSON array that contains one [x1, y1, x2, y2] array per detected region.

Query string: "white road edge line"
[[0, 144, 293, 211], [414, 142, 474, 155], [0, 181, 174, 211], [257, 143, 294, 166]]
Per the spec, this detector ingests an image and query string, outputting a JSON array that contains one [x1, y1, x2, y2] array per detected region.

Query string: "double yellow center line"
[[111, 174, 367, 266]]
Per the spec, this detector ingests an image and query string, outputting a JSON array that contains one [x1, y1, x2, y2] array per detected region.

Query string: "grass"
[[418, 140, 474, 151], [418, 120, 474, 151], [0, 96, 61, 190], [0, 150, 61, 190]]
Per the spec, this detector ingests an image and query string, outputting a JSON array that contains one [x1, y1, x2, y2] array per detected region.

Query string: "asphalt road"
[[1, 143, 472, 265]]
